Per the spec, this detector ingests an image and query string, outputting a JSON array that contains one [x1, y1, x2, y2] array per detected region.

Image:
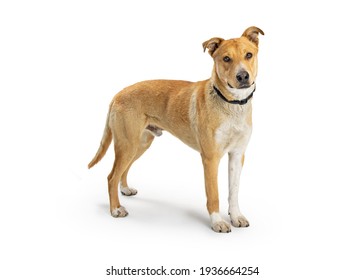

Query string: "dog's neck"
[[213, 85, 254, 105]]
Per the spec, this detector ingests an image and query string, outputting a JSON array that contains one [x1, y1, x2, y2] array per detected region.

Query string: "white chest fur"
[[215, 104, 252, 155]]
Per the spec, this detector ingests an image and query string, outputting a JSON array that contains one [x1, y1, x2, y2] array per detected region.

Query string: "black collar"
[[213, 85, 255, 105]]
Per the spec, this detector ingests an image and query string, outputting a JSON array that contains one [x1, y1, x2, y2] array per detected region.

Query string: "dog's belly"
[[147, 121, 200, 151]]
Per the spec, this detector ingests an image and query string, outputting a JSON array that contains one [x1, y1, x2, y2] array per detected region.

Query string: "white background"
[[1, 0, 364, 279]]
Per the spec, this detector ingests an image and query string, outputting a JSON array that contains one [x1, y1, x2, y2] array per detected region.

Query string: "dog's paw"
[[121, 187, 138, 196], [210, 212, 231, 233], [211, 220, 231, 233], [111, 206, 129, 218], [230, 215, 249, 228]]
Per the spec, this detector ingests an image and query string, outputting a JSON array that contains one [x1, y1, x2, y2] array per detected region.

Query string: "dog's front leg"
[[201, 155, 231, 233], [228, 151, 249, 227]]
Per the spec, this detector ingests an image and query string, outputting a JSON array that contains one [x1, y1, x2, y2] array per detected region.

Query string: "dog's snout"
[[236, 71, 249, 83]]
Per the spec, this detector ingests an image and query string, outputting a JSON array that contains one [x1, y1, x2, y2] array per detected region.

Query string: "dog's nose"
[[236, 71, 249, 83]]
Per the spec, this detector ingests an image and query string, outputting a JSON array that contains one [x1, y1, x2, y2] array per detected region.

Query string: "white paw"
[[230, 214, 249, 228], [111, 206, 128, 217], [211, 220, 231, 233], [121, 187, 138, 196], [210, 212, 231, 233]]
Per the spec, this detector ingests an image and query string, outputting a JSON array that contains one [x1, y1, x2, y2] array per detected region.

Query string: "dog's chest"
[[215, 109, 252, 154]]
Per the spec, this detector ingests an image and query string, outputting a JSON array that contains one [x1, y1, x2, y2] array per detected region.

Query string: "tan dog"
[[88, 26, 264, 233]]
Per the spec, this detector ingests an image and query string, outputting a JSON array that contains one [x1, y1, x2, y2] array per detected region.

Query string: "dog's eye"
[[245, 52, 253, 59], [223, 56, 231, 62]]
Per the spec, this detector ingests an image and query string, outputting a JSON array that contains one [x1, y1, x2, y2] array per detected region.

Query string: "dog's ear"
[[241, 26, 264, 46], [202, 37, 224, 56]]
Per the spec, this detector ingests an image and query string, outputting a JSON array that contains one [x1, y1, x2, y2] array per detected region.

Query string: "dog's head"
[[203, 26, 264, 99]]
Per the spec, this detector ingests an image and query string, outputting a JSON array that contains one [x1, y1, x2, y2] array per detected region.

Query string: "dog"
[[88, 26, 264, 233]]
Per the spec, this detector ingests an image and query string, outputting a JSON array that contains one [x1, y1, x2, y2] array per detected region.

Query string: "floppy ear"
[[242, 26, 264, 46], [202, 37, 224, 56]]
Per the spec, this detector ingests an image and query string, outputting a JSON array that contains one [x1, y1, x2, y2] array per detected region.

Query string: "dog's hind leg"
[[120, 131, 155, 196], [107, 113, 144, 217], [107, 147, 130, 217]]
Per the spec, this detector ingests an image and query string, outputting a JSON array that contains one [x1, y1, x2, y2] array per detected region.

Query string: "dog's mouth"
[[227, 82, 255, 89]]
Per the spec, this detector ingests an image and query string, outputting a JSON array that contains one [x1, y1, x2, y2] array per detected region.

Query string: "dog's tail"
[[88, 107, 112, 169]]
